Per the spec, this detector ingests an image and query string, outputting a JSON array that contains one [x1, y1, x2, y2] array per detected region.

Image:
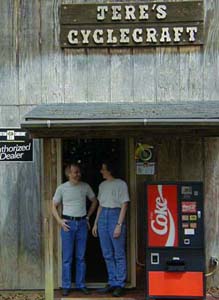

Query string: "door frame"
[[54, 137, 137, 288]]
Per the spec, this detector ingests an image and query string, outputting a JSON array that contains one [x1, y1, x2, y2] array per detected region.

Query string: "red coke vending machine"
[[146, 182, 205, 300]]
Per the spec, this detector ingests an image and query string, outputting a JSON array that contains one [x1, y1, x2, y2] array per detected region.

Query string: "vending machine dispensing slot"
[[145, 182, 205, 300], [165, 257, 186, 271]]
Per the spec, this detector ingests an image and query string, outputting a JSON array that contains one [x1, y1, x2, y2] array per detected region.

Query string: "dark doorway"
[[62, 138, 126, 283]]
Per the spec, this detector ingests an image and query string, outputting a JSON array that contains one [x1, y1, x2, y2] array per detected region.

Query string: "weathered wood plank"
[[41, 0, 64, 104], [180, 138, 204, 180], [134, 137, 157, 287], [63, 0, 88, 103], [0, 164, 19, 289], [204, 138, 219, 287], [133, 48, 156, 102], [203, 0, 219, 101], [155, 0, 180, 103], [110, 48, 133, 102], [179, 47, 204, 101], [64, 50, 88, 103], [0, 106, 20, 127], [87, 49, 110, 102], [17, 140, 43, 288], [0, 108, 20, 289], [157, 137, 180, 180], [127, 137, 137, 287], [156, 46, 180, 102], [43, 139, 58, 300], [109, 0, 133, 102], [0, 0, 18, 105], [18, 0, 41, 105]]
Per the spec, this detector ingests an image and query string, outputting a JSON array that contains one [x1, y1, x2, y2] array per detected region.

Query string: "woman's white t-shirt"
[[98, 178, 130, 208]]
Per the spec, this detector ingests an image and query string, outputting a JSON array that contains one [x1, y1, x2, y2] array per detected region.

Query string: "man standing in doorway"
[[52, 163, 97, 296]]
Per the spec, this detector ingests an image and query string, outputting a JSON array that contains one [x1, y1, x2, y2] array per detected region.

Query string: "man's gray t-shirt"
[[98, 178, 130, 208], [53, 181, 95, 217]]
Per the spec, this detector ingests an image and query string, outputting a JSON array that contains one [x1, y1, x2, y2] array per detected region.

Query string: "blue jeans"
[[98, 207, 126, 288], [61, 219, 88, 289]]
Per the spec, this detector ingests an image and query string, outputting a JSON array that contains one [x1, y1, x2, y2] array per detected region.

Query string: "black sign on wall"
[[0, 129, 33, 162]]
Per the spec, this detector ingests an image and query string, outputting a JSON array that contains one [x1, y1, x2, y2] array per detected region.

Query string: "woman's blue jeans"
[[98, 207, 127, 288], [61, 219, 88, 289]]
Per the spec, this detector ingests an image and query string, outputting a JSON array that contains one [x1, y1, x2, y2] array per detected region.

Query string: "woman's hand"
[[92, 223, 98, 237], [113, 224, 122, 238]]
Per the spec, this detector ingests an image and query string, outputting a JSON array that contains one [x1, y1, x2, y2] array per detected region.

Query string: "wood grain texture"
[[110, 48, 133, 102], [133, 48, 156, 102], [0, 0, 18, 105], [204, 138, 219, 287], [0, 164, 19, 289], [156, 46, 180, 102], [179, 47, 204, 101], [18, 0, 42, 105], [0, 106, 20, 127], [180, 138, 204, 180], [42, 139, 59, 300], [63, 0, 87, 103], [157, 137, 181, 180], [41, 0, 64, 104], [17, 140, 43, 288], [64, 48, 88, 102], [203, 0, 219, 101], [155, 0, 180, 103], [87, 49, 110, 102], [0, 111, 19, 289]]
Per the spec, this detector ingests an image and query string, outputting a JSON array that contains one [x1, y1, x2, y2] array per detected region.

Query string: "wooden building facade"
[[0, 0, 219, 297]]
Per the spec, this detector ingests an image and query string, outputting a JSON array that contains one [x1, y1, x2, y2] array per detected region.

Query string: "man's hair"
[[64, 162, 81, 178]]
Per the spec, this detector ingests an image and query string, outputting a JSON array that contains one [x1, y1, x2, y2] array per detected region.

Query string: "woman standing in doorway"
[[92, 161, 130, 297]]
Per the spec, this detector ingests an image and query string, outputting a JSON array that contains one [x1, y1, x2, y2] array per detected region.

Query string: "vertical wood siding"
[[0, 0, 219, 289]]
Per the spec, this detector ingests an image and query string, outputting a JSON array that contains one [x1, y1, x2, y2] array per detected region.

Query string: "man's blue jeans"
[[61, 219, 88, 289], [98, 207, 126, 288]]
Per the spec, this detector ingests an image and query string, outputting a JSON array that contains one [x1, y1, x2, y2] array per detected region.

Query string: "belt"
[[62, 215, 86, 221]]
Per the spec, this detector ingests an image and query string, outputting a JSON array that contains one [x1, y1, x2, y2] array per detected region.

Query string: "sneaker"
[[112, 287, 124, 297], [97, 284, 115, 293], [62, 288, 70, 296], [79, 287, 90, 295]]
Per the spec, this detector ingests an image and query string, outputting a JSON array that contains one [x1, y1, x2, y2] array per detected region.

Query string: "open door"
[[61, 138, 127, 286]]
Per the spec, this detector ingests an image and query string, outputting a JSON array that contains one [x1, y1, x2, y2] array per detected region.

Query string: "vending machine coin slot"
[[151, 253, 159, 265]]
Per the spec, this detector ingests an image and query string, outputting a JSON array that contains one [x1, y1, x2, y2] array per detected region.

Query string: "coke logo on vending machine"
[[147, 184, 178, 247]]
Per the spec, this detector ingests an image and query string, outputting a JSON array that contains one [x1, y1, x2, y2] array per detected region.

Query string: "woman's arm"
[[113, 202, 128, 238]]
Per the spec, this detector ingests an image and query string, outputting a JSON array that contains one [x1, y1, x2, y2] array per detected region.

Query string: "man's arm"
[[52, 201, 70, 231]]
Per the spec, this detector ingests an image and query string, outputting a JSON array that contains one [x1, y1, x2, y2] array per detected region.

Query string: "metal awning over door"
[[21, 102, 219, 137]]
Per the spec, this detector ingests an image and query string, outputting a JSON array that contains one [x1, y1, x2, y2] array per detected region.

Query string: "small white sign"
[[136, 162, 155, 175]]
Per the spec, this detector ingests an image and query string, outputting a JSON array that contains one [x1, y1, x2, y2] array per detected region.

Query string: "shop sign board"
[[0, 129, 33, 162], [60, 1, 204, 48]]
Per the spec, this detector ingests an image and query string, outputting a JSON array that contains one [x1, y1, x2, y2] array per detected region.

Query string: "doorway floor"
[[55, 289, 144, 300]]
